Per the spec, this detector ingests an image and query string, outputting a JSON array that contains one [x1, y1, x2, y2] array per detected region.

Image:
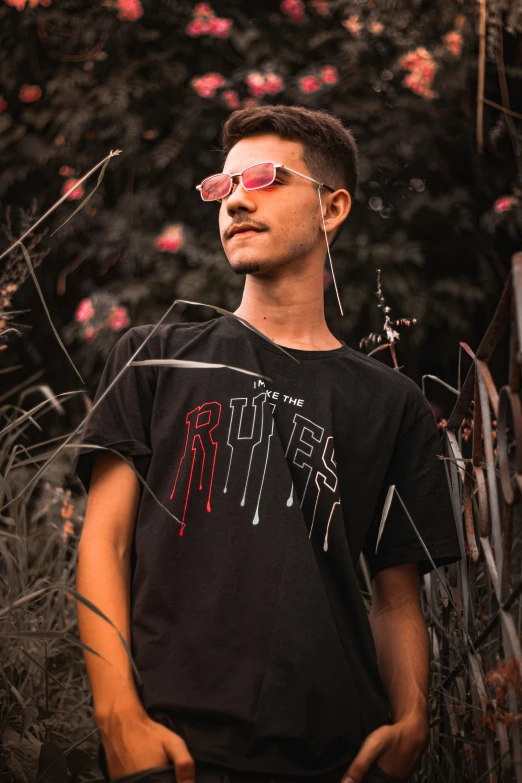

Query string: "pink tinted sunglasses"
[[196, 161, 335, 202]]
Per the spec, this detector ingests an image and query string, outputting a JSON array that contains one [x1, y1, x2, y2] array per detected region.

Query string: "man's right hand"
[[101, 712, 195, 783]]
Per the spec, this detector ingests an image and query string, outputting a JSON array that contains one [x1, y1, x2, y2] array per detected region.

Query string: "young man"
[[75, 105, 461, 783]]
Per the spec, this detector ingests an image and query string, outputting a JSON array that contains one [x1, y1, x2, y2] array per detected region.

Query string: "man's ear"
[[322, 188, 351, 235]]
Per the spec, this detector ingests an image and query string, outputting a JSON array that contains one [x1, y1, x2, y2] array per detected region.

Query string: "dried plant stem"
[[476, 0, 486, 154], [483, 97, 522, 121], [0, 149, 121, 263]]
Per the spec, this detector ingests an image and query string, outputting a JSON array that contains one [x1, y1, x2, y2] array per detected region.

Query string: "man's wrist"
[[393, 711, 429, 743], [95, 692, 148, 733]]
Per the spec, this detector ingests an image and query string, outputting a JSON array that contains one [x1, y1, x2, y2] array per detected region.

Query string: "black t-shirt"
[[74, 316, 461, 778]]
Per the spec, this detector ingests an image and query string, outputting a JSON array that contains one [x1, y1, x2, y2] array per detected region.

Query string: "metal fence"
[[423, 252, 522, 783]]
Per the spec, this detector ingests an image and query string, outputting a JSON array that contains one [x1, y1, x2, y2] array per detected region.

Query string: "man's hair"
[[221, 104, 359, 207]]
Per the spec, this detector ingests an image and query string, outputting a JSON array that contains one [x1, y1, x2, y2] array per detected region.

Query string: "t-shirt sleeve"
[[363, 405, 462, 579], [73, 326, 156, 494]]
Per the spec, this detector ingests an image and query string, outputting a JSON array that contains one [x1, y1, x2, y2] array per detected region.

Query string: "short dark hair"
[[221, 104, 359, 203]]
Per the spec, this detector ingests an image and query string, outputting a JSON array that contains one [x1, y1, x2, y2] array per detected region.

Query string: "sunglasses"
[[196, 161, 335, 202]]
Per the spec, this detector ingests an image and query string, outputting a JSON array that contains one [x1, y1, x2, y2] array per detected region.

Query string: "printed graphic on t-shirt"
[[169, 379, 341, 551]]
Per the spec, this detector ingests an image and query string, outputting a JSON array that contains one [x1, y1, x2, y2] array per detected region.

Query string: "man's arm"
[[342, 563, 429, 783], [76, 452, 196, 782], [76, 451, 147, 726]]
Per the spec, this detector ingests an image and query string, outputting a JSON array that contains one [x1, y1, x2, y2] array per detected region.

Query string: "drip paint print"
[[170, 384, 341, 550]]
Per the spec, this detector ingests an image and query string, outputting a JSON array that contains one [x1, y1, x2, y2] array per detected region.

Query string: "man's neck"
[[233, 274, 343, 352]]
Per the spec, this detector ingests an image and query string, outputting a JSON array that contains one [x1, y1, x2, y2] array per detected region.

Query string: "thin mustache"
[[226, 222, 267, 238]]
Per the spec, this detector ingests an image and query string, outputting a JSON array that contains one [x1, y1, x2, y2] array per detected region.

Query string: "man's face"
[[218, 134, 325, 276]]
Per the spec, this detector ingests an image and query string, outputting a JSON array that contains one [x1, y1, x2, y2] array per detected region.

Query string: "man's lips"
[[228, 226, 266, 239], [230, 229, 263, 239]]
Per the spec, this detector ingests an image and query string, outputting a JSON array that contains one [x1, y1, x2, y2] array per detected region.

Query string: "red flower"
[[310, 0, 329, 15], [0, 96, 7, 112], [75, 298, 94, 323], [320, 66, 338, 85], [62, 178, 85, 200], [209, 17, 232, 38], [299, 75, 321, 93], [443, 31, 463, 58], [246, 71, 283, 97], [343, 15, 362, 35], [280, 0, 307, 23], [194, 2, 213, 16], [155, 223, 184, 253], [369, 19, 384, 35], [494, 196, 516, 213], [222, 90, 240, 110], [19, 84, 42, 103], [191, 73, 225, 98], [264, 72, 283, 95], [116, 0, 143, 22], [186, 17, 212, 36], [59, 165, 74, 176], [84, 325, 96, 342], [109, 306, 130, 331]]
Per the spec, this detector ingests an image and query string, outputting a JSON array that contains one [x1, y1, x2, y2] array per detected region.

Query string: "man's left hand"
[[341, 717, 428, 783]]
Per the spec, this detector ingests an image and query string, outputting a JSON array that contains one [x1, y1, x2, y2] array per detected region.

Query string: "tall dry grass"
[[1, 183, 521, 782]]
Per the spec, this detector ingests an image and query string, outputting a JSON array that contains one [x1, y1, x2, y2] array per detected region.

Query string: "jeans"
[[98, 742, 407, 783]]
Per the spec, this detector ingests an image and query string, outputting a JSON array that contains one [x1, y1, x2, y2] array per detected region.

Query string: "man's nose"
[[225, 179, 256, 214]]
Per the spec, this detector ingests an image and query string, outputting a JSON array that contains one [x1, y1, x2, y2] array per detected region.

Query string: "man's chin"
[[229, 259, 264, 276]]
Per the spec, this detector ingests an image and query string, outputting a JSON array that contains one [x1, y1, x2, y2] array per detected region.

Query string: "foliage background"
[[0, 0, 519, 399], [0, 0, 522, 781]]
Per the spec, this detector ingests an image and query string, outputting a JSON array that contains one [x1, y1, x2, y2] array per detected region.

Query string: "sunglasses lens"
[[242, 162, 276, 190], [201, 174, 231, 201]]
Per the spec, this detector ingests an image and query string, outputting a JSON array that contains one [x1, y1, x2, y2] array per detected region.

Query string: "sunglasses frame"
[[196, 161, 336, 202]]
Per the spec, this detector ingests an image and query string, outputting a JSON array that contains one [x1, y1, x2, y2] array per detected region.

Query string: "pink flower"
[[186, 17, 213, 36], [222, 90, 240, 109], [62, 178, 84, 200], [245, 71, 283, 97], [59, 165, 74, 176], [246, 72, 266, 97], [399, 47, 432, 70], [116, 0, 143, 22], [84, 325, 96, 342], [402, 72, 438, 99], [155, 223, 184, 253], [0, 96, 7, 112], [299, 75, 321, 93], [310, 0, 329, 15], [443, 31, 463, 58], [264, 72, 283, 94], [242, 97, 259, 108], [494, 196, 516, 213], [280, 0, 307, 23], [209, 17, 232, 37], [323, 269, 331, 289], [343, 15, 362, 35], [369, 20, 384, 35], [109, 306, 130, 331], [191, 73, 225, 98], [399, 47, 439, 99], [418, 61, 436, 80], [194, 2, 213, 16], [320, 66, 338, 85], [19, 84, 42, 103], [4, 0, 27, 8], [75, 298, 94, 323]]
